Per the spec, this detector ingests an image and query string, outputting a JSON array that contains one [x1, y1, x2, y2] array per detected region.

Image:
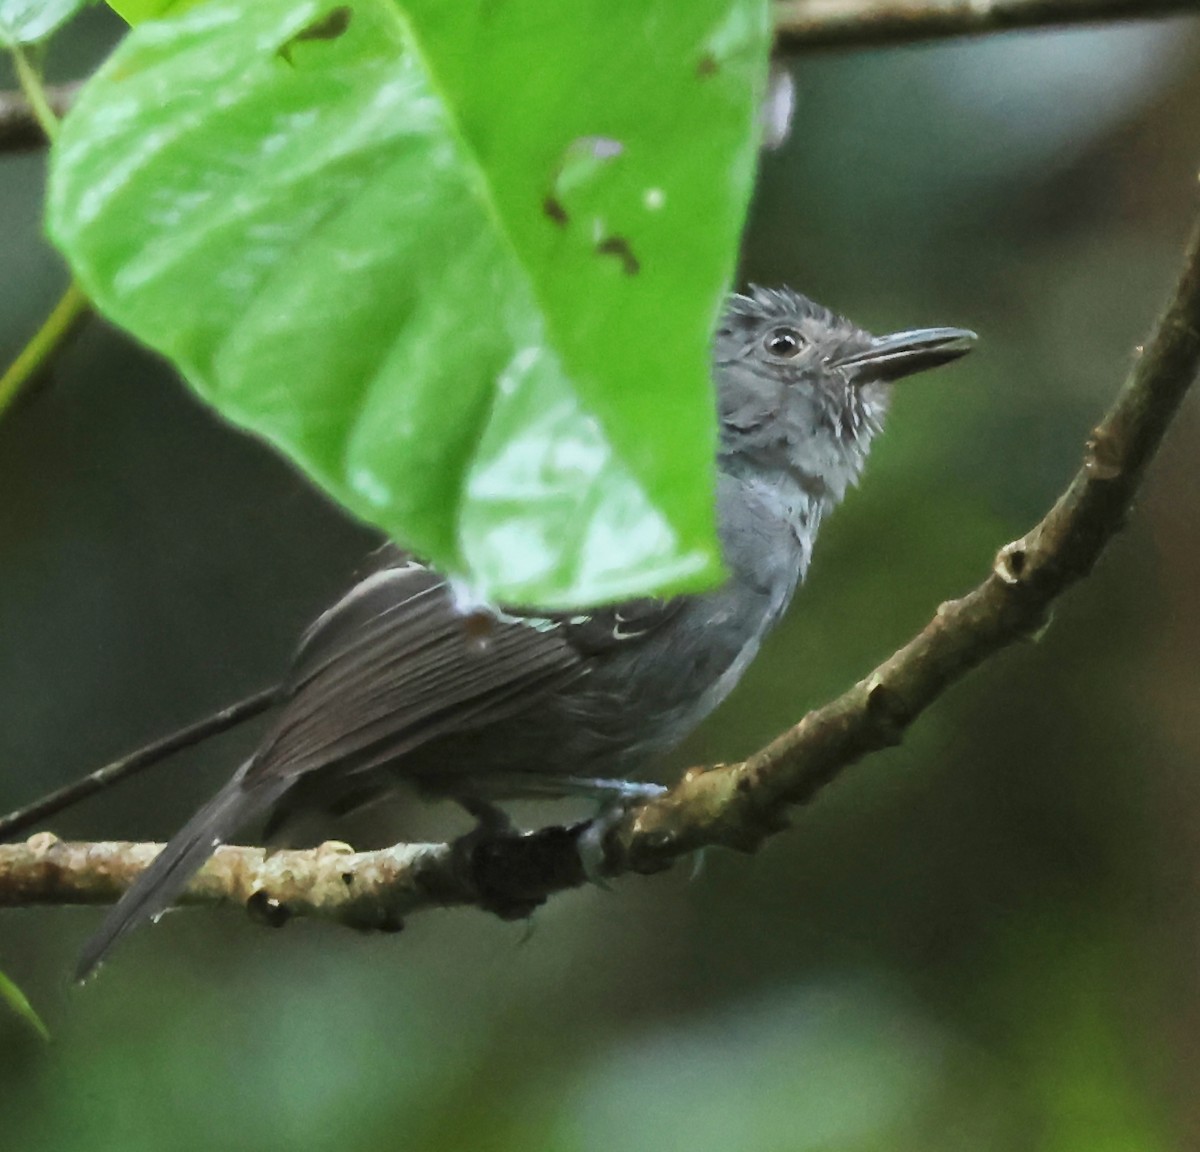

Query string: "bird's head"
[[714, 286, 975, 502]]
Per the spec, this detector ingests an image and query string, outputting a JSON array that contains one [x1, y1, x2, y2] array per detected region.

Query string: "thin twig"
[[4, 208, 1200, 931], [0, 687, 280, 843], [774, 0, 1200, 50]]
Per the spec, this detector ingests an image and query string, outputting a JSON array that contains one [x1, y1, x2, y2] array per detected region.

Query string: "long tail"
[[75, 765, 284, 982]]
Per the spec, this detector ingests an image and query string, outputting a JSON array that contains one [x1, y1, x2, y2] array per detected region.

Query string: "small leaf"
[[0, 969, 49, 1041], [53, 0, 770, 607], [0, 0, 87, 45]]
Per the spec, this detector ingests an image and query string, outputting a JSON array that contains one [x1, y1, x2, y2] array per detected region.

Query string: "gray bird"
[[76, 286, 975, 979]]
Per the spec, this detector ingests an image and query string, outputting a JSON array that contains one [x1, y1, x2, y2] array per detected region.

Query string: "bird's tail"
[[75, 764, 284, 983]]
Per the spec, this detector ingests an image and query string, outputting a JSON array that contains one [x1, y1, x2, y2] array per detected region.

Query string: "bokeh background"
[[3, 8, 1200, 1150]]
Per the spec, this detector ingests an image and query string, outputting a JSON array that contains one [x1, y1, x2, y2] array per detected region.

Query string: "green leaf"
[[0, 969, 49, 1041], [0, 0, 86, 45], [51, 0, 769, 607]]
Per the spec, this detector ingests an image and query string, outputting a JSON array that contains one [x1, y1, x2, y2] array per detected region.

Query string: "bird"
[[75, 286, 975, 980]]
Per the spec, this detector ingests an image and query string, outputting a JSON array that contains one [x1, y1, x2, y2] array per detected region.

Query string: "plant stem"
[[10, 47, 59, 143], [1, 48, 91, 414], [0, 282, 90, 417]]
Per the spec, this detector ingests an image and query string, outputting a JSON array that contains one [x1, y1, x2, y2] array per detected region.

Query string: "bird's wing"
[[249, 553, 585, 783], [552, 596, 687, 655]]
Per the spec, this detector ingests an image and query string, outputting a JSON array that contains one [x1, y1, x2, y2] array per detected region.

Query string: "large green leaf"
[[51, 0, 768, 606], [0, 0, 86, 45]]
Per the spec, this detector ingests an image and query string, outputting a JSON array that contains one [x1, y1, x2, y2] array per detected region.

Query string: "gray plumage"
[[76, 286, 974, 979]]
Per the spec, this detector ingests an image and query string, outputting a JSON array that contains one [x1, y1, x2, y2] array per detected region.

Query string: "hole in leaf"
[[542, 194, 569, 227], [596, 235, 640, 276]]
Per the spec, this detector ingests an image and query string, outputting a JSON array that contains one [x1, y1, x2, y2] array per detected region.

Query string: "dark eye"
[[765, 327, 804, 358]]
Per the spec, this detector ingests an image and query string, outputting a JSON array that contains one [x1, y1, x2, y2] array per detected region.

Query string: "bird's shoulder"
[[286, 545, 447, 690], [541, 597, 687, 655]]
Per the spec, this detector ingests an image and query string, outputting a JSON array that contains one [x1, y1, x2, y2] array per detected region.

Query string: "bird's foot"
[[577, 808, 619, 888], [448, 797, 549, 922], [451, 772, 666, 805], [576, 783, 668, 888]]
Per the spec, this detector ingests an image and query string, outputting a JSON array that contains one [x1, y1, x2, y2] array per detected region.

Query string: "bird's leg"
[[449, 795, 521, 895], [449, 775, 667, 888], [553, 777, 667, 802], [454, 773, 666, 803], [561, 781, 664, 887], [576, 800, 631, 889], [446, 794, 551, 923], [454, 785, 632, 889], [456, 795, 517, 836]]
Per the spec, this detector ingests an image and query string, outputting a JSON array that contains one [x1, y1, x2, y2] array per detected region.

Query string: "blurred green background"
[[3, 8, 1200, 1150]]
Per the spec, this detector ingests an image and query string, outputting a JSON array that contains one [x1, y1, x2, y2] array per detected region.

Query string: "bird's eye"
[[765, 327, 804, 358]]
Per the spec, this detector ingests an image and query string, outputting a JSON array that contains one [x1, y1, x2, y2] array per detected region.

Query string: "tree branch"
[[0, 80, 77, 152], [4, 209, 1200, 934], [774, 0, 1200, 50], [2, 1, 1197, 155]]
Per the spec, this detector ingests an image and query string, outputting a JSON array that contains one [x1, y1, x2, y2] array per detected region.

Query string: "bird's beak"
[[830, 326, 977, 384]]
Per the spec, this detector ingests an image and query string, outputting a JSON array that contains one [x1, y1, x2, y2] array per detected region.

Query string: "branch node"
[[994, 541, 1029, 586], [316, 839, 355, 857], [723, 777, 790, 850], [26, 831, 59, 854], [246, 889, 292, 929], [863, 674, 907, 746], [1084, 428, 1123, 481]]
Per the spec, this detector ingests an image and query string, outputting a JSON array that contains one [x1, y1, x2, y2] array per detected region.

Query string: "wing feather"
[[249, 554, 584, 784]]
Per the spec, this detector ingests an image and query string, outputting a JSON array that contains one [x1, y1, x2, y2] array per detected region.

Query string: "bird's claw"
[[577, 786, 665, 888], [577, 806, 620, 888]]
